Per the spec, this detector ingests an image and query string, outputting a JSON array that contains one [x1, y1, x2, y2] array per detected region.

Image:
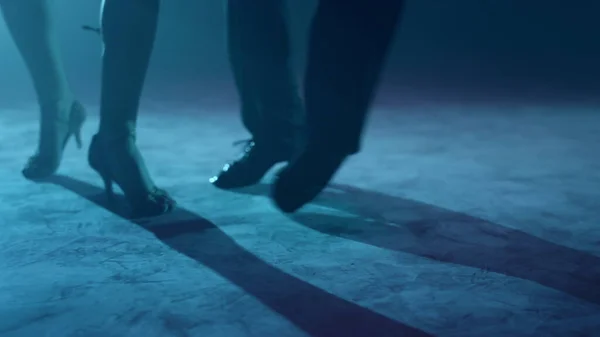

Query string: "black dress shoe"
[[210, 139, 291, 189], [271, 147, 347, 213]]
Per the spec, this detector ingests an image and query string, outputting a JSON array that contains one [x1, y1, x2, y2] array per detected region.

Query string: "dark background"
[[1, 0, 598, 107]]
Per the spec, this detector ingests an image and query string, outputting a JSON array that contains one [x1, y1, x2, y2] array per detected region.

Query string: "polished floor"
[[0, 101, 599, 337]]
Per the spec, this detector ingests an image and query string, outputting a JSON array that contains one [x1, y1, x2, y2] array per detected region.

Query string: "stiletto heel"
[[69, 101, 86, 149], [22, 100, 87, 180]]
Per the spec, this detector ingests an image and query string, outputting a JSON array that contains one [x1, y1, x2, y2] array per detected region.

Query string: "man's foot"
[[210, 140, 291, 189], [271, 147, 347, 213]]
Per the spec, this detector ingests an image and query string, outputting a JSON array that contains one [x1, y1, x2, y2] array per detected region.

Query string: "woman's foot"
[[22, 100, 87, 180], [88, 133, 176, 218]]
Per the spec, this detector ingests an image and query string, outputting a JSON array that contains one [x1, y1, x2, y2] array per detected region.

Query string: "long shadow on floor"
[[236, 183, 600, 306], [47, 175, 432, 337]]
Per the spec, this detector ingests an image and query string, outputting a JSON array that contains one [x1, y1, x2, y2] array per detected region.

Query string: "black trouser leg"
[[304, 0, 404, 155], [227, 0, 303, 151], [226, 0, 260, 140]]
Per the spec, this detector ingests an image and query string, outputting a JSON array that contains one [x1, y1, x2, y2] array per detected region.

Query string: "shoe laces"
[[230, 139, 256, 161]]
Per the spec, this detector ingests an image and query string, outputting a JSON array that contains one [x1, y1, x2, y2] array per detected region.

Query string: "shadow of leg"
[[47, 175, 433, 337], [268, 183, 600, 307]]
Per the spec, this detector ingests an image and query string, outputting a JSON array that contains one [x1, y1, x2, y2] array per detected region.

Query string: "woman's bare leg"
[[87, 0, 175, 218], [1, 0, 85, 179]]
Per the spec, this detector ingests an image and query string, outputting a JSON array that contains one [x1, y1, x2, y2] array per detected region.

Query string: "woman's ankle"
[[38, 96, 75, 121]]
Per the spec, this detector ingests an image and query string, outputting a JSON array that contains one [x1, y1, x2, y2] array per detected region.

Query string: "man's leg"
[[272, 0, 405, 212], [1, 0, 86, 180], [211, 0, 304, 189], [87, 0, 175, 218], [225, 0, 261, 145]]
